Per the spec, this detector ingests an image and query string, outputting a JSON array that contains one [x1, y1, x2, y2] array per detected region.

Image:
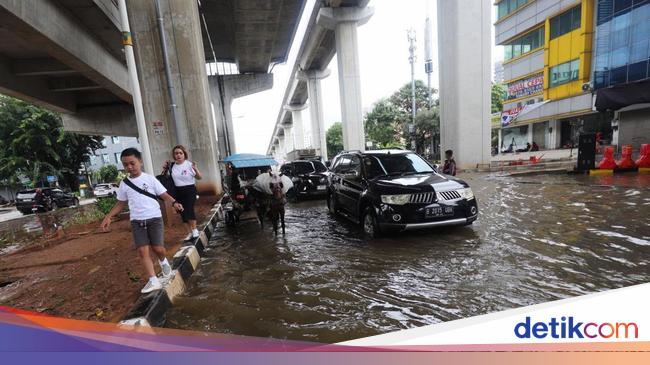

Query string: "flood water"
[[165, 173, 650, 343]]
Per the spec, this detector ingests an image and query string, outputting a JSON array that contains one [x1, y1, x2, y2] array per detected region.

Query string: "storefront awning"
[[595, 79, 650, 112]]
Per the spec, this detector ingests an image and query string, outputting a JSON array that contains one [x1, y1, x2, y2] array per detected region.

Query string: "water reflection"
[[166, 173, 650, 343]]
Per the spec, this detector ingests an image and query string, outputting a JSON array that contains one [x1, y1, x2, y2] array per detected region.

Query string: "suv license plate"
[[425, 206, 454, 218]]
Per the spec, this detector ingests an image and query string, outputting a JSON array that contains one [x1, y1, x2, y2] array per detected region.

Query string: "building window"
[[550, 59, 580, 87], [101, 138, 108, 147], [102, 154, 110, 164], [504, 27, 545, 61], [111, 136, 120, 144], [497, 0, 530, 21], [550, 5, 582, 40], [114, 153, 121, 164], [90, 155, 97, 165]]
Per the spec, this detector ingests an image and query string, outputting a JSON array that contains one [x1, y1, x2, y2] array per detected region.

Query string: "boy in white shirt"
[[100, 148, 184, 293]]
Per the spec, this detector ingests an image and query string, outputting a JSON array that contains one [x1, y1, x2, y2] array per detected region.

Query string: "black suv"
[[280, 160, 329, 199], [326, 150, 478, 237], [15, 188, 79, 215]]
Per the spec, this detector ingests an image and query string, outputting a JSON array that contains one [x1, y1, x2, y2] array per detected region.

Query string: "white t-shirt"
[[116, 173, 167, 221], [171, 160, 196, 187]]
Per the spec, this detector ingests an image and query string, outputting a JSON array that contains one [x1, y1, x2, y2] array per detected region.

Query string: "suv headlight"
[[381, 194, 411, 205], [458, 188, 474, 200]]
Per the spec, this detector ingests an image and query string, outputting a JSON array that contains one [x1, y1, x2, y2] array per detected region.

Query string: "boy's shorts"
[[130, 217, 164, 248]]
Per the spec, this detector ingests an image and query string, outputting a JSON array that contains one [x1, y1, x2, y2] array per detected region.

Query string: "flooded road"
[[165, 173, 650, 343]]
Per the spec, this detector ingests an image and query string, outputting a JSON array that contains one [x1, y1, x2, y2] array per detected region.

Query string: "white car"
[[93, 183, 119, 198]]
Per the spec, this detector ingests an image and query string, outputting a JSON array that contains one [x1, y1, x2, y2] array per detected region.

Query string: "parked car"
[[326, 149, 478, 237], [280, 160, 329, 199], [15, 187, 79, 215], [93, 183, 119, 198]]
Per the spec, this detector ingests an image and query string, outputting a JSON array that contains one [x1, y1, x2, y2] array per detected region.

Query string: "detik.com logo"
[[514, 316, 638, 339]]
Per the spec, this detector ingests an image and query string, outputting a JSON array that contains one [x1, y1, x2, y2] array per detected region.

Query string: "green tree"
[[413, 108, 440, 156], [0, 96, 103, 190], [364, 99, 403, 148], [389, 80, 437, 117], [492, 82, 507, 113], [326, 122, 344, 158], [99, 164, 119, 183]]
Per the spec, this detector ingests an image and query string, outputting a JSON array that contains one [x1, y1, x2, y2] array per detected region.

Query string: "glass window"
[[497, 0, 530, 20], [313, 161, 328, 173], [550, 59, 580, 87], [610, 65, 628, 84], [111, 136, 119, 144], [334, 156, 351, 173], [628, 60, 649, 81], [101, 138, 108, 147], [614, 0, 633, 13], [114, 153, 121, 164], [550, 5, 582, 40], [503, 27, 544, 60], [363, 156, 387, 180], [611, 46, 630, 67], [630, 40, 649, 62], [90, 155, 97, 165], [373, 153, 434, 175], [102, 154, 110, 164]]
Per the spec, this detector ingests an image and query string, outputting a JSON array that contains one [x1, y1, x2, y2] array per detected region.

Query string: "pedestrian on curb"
[[100, 148, 184, 294], [163, 145, 202, 241], [442, 149, 457, 176]]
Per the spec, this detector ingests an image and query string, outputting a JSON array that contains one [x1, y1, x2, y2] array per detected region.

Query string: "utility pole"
[[424, 1, 436, 159], [118, 0, 154, 174], [407, 28, 417, 151]]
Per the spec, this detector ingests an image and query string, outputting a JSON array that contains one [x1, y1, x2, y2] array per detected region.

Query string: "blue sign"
[[47, 175, 57, 183]]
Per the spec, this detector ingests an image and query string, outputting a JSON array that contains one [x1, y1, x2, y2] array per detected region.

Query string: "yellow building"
[[494, 0, 610, 153]]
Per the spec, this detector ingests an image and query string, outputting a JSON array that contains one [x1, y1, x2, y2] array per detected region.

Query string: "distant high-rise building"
[[493, 61, 504, 83]]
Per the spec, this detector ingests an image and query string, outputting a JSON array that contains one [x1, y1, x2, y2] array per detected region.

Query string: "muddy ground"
[[0, 196, 218, 322]]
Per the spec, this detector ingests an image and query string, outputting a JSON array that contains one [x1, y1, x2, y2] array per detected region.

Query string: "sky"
[[231, 0, 503, 155]]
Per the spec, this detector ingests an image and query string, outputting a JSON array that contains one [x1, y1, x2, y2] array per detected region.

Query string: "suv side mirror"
[[432, 163, 440, 172]]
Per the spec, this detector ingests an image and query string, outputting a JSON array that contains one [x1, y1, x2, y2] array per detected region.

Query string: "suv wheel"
[[362, 207, 381, 238], [327, 192, 338, 215]]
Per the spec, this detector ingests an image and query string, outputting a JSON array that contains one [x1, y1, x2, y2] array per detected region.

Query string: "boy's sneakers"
[[141, 277, 162, 293], [191, 228, 200, 238], [161, 261, 172, 279], [184, 232, 193, 241]]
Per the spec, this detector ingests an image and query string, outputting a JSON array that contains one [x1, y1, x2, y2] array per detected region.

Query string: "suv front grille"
[[437, 190, 462, 201], [409, 192, 435, 204]]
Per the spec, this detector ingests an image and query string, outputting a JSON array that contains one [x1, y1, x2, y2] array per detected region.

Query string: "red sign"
[[507, 73, 544, 100]]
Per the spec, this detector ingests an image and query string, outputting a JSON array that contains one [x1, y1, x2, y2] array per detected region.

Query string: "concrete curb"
[[119, 204, 219, 328]]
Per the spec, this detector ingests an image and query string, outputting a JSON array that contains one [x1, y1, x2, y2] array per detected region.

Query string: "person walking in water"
[[163, 145, 202, 241], [442, 149, 457, 176], [100, 148, 184, 293]]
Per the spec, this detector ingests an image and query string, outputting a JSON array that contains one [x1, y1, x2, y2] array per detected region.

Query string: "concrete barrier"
[[119, 203, 219, 328]]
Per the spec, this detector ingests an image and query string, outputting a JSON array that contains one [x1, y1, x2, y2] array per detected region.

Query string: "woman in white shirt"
[[164, 145, 203, 240]]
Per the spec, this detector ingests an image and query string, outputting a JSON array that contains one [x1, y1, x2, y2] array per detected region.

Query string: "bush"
[[95, 196, 118, 215], [64, 206, 105, 227], [99, 165, 119, 183]]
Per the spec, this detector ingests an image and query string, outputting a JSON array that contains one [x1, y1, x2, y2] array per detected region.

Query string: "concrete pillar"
[[437, 0, 491, 169], [283, 124, 294, 154], [277, 135, 285, 161], [208, 74, 273, 158], [284, 104, 308, 150], [298, 69, 330, 159], [127, 0, 221, 194], [317, 7, 373, 153], [498, 128, 503, 153], [547, 120, 561, 149]]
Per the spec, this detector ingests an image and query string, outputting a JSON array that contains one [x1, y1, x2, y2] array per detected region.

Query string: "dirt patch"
[[0, 196, 218, 322]]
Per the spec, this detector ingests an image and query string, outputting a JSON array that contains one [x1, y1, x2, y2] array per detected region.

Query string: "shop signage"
[[507, 72, 544, 100]]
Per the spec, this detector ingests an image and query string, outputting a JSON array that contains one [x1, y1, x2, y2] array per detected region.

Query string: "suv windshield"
[[294, 161, 315, 175], [313, 161, 327, 173], [364, 153, 434, 179]]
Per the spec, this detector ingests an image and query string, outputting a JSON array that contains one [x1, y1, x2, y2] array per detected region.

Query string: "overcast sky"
[[231, 0, 502, 155]]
